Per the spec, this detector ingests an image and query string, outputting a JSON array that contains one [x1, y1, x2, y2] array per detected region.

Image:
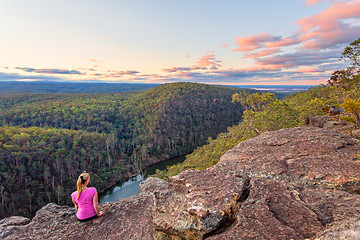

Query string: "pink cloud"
[[244, 48, 281, 58], [162, 67, 192, 73], [305, 0, 324, 7], [257, 56, 293, 66], [230, 0, 360, 74], [234, 65, 283, 72], [233, 0, 360, 54], [264, 37, 300, 48], [233, 33, 281, 52], [298, 67, 321, 73], [88, 58, 102, 63], [297, 1, 360, 32], [196, 53, 222, 68], [295, 0, 360, 50], [217, 43, 228, 48]]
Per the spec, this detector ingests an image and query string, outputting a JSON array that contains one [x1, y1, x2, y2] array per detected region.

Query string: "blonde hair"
[[76, 172, 90, 200]]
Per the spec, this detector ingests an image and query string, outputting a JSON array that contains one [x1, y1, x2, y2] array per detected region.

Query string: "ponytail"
[[76, 172, 90, 200]]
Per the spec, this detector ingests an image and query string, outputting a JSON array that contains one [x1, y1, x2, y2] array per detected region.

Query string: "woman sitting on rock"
[[71, 172, 103, 221]]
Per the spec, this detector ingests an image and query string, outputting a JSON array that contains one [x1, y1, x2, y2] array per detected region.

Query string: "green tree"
[[341, 96, 360, 128], [341, 37, 360, 69], [328, 37, 360, 88], [232, 92, 276, 112]]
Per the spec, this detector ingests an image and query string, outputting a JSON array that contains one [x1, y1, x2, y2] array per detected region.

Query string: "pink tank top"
[[71, 187, 97, 220]]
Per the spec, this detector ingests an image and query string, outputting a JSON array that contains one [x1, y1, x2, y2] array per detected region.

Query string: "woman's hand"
[[93, 191, 103, 217]]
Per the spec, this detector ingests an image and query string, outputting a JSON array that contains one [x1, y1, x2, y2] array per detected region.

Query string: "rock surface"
[[218, 127, 360, 193], [313, 217, 360, 239], [0, 216, 30, 239], [2, 127, 360, 240]]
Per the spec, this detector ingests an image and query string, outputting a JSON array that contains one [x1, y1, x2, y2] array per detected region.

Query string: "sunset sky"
[[1, 0, 360, 85]]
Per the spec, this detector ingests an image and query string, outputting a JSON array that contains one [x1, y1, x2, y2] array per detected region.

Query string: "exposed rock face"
[[305, 115, 334, 128], [313, 217, 360, 239], [306, 115, 356, 136], [218, 127, 360, 193], [0, 216, 30, 239], [353, 129, 360, 139], [2, 127, 360, 240]]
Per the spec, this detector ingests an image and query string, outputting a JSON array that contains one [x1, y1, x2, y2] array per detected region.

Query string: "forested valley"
[[0, 82, 252, 219]]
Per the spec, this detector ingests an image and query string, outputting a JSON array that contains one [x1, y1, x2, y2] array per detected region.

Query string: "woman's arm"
[[72, 199, 78, 211], [93, 191, 103, 216]]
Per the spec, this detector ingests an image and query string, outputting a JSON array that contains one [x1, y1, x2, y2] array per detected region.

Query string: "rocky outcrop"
[[217, 127, 360, 194], [0, 216, 30, 239], [313, 217, 360, 239], [2, 127, 360, 240]]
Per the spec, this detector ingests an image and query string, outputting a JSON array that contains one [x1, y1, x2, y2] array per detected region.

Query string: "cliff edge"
[[2, 127, 360, 240]]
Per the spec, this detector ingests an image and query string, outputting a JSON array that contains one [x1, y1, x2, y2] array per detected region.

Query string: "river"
[[99, 155, 186, 204]]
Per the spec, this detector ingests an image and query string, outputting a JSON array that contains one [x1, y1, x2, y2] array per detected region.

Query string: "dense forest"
[[0, 82, 253, 219], [154, 38, 360, 180], [0, 81, 159, 93]]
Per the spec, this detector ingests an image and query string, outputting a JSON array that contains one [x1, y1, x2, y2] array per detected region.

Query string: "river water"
[[99, 155, 186, 204]]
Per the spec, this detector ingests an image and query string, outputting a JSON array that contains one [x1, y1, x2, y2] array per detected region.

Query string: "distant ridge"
[[0, 81, 314, 94], [0, 81, 159, 93], [225, 84, 315, 94]]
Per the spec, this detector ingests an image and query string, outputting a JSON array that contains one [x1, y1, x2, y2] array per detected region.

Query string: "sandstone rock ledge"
[[2, 127, 360, 240]]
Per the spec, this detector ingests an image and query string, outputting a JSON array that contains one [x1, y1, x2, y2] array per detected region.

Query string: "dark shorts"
[[78, 214, 98, 222]]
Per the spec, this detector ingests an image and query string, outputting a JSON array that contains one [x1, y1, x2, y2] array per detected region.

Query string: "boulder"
[[140, 170, 248, 238], [0, 216, 30, 239], [313, 217, 360, 240], [305, 115, 334, 127], [3, 194, 156, 240], [207, 179, 324, 240]]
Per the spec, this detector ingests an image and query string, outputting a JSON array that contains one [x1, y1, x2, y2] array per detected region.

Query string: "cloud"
[[156, 42, 338, 84], [264, 37, 300, 48], [0, 72, 65, 81], [196, 52, 222, 68], [16, 67, 84, 75], [298, 67, 321, 73], [232, 0, 360, 54], [305, 0, 325, 7], [161, 53, 222, 80], [162, 67, 193, 73], [78, 67, 97, 72], [244, 48, 281, 58], [93, 70, 140, 79], [88, 58, 102, 63], [162, 66, 207, 73], [230, 0, 360, 76], [153, 66, 330, 85], [112, 70, 139, 75], [233, 33, 281, 52], [296, 0, 360, 50], [12, 66, 142, 82], [255, 48, 341, 70], [217, 43, 228, 48]]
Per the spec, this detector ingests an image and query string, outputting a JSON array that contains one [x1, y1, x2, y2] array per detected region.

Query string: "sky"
[[0, 0, 360, 85]]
